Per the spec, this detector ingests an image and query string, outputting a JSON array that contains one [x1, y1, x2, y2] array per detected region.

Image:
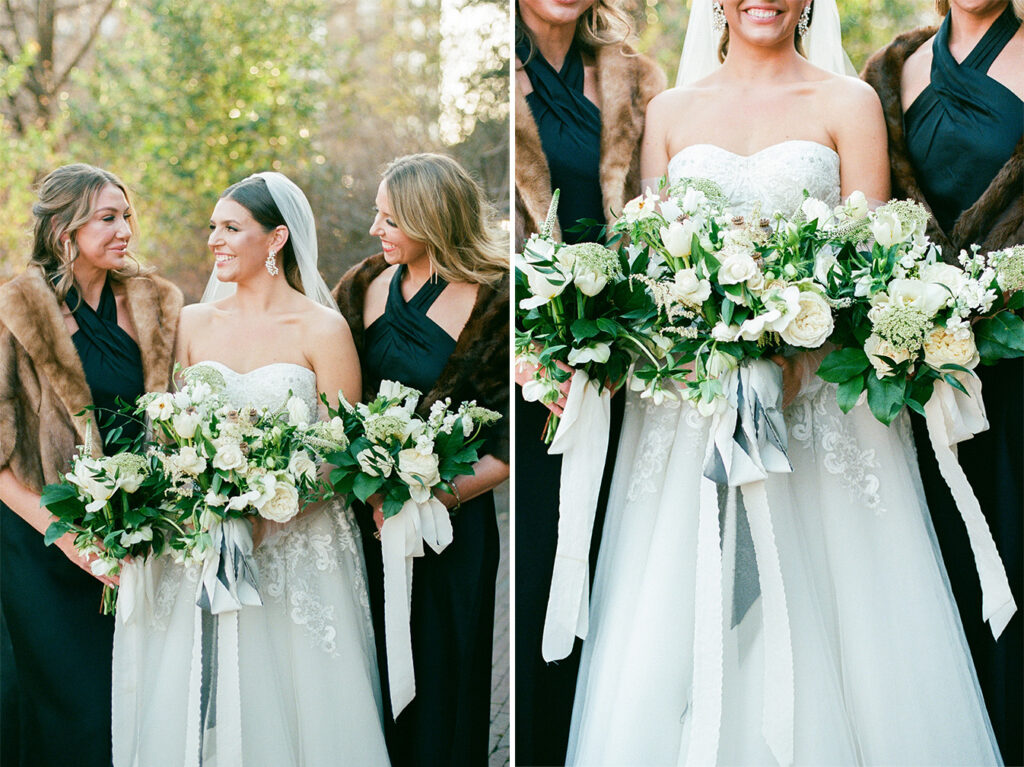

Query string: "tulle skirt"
[[568, 381, 1000, 766], [112, 503, 390, 767]]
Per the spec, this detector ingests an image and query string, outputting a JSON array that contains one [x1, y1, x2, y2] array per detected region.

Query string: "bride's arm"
[[831, 78, 891, 202], [307, 307, 362, 411], [639, 91, 675, 187]]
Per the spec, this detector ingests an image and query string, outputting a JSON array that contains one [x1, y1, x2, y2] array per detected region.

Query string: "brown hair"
[[382, 154, 508, 287], [30, 163, 142, 305]]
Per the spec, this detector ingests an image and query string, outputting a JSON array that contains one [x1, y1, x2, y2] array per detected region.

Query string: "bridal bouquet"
[[41, 420, 176, 614], [516, 191, 653, 441], [813, 199, 1024, 425], [616, 179, 853, 413]]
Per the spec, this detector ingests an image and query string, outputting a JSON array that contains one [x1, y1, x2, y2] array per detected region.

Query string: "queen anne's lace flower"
[[872, 304, 930, 353]]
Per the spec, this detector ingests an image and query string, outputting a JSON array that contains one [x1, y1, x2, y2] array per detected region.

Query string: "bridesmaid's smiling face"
[[518, 0, 595, 33], [68, 184, 132, 274], [208, 197, 286, 284], [370, 181, 428, 268]]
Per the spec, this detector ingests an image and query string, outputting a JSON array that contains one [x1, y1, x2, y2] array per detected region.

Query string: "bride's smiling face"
[[723, 0, 809, 49], [208, 198, 284, 284]]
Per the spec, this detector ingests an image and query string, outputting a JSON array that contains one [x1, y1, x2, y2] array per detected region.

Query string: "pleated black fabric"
[[905, 4, 1022, 234]]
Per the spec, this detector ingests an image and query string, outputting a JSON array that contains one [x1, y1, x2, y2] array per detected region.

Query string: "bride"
[[566, 0, 1003, 765], [112, 172, 390, 766]]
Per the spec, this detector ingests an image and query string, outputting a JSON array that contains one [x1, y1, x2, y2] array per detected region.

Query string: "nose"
[[208, 227, 222, 248], [369, 213, 384, 238], [116, 217, 131, 239]]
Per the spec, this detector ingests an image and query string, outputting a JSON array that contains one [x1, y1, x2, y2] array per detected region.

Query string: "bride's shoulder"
[[645, 84, 707, 122]]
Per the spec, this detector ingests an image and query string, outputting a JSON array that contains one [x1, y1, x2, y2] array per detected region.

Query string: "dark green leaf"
[[865, 372, 904, 425], [817, 348, 870, 383]]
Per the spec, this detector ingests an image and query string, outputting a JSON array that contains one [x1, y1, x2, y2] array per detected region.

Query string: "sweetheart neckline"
[[191, 360, 316, 378], [669, 139, 840, 165]]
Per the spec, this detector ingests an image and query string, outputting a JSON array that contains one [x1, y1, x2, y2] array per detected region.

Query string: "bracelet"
[[448, 481, 462, 513]]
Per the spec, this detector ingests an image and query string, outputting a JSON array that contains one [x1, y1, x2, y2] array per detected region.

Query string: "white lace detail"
[[626, 396, 681, 502], [667, 140, 841, 219]]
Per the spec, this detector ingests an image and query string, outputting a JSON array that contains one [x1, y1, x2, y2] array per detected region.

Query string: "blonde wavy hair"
[[935, 0, 1023, 18], [382, 154, 508, 287], [30, 163, 143, 305], [515, 0, 634, 60]]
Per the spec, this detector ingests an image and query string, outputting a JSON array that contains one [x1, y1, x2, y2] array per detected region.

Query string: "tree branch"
[[54, 0, 115, 91]]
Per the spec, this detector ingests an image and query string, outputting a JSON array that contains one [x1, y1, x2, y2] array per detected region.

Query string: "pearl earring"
[[797, 3, 811, 37], [265, 249, 279, 276], [712, 2, 727, 33]]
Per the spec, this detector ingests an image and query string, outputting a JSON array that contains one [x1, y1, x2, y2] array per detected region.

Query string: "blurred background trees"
[[1, 0, 508, 298]]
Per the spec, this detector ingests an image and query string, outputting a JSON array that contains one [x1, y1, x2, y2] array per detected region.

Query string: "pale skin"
[[0, 183, 138, 587], [175, 196, 362, 546], [363, 180, 510, 532], [641, 0, 891, 406], [901, 0, 1024, 109]]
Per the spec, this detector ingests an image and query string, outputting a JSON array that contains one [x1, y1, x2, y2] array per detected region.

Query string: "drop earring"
[[797, 3, 811, 36], [712, 1, 727, 33], [265, 248, 279, 276]]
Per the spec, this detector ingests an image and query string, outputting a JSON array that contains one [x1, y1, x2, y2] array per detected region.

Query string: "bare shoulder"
[[303, 301, 354, 343], [179, 301, 216, 330], [646, 85, 701, 118], [990, 24, 1024, 100]]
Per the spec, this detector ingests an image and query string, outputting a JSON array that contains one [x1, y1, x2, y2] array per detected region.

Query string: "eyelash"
[[102, 213, 131, 223], [209, 225, 238, 232]]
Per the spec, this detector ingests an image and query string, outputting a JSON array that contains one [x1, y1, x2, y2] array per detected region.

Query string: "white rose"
[[779, 290, 834, 348], [356, 445, 394, 478], [864, 333, 915, 378], [661, 220, 700, 261], [801, 197, 834, 228], [257, 477, 301, 523], [919, 263, 968, 303], [145, 393, 175, 421], [174, 445, 208, 476], [888, 278, 948, 318], [397, 448, 442, 503], [211, 439, 245, 472], [717, 248, 759, 285], [670, 268, 712, 305], [286, 396, 311, 427], [923, 325, 979, 371], [567, 342, 611, 366], [870, 210, 909, 248], [288, 451, 318, 483], [172, 407, 202, 440]]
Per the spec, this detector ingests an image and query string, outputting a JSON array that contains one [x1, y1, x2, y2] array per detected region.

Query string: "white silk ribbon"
[[116, 555, 155, 626], [381, 496, 454, 716], [684, 360, 794, 767], [541, 370, 611, 662], [924, 375, 1016, 639]]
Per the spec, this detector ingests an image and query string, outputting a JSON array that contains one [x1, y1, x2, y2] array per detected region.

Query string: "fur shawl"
[[862, 28, 1024, 257], [0, 266, 183, 492], [333, 254, 510, 464], [515, 42, 666, 247]]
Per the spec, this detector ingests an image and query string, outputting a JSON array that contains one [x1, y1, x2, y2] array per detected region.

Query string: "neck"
[[719, 36, 806, 82], [521, 13, 577, 71], [72, 261, 109, 309], [230, 272, 296, 312], [948, 2, 1008, 57], [403, 256, 435, 288]]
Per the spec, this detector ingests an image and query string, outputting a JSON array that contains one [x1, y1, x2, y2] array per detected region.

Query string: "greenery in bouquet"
[[325, 380, 501, 519], [143, 363, 348, 562], [814, 198, 1024, 425], [616, 178, 848, 413], [41, 419, 177, 614], [515, 190, 656, 440]]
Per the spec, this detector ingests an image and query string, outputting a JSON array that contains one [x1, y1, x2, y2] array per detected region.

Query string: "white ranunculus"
[[671, 268, 712, 305], [518, 262, 569, 310], [779, 290, 834, 348], [172, 407, 202, 440], [864, 333, 914, 378], [146, 393, 175, 421], [174, 445, 208, 476], [286, 396, 311, 427], [661, 220, 700, 261], [356, 445, 394, 478], [919, 263, 968, 303], [288, 451, 317, 483], [870, 209, 910, 248], [717, 247, 759, 285], [567, 342, 611, 366], [211, 439, 245, 472], [801, 197, 834, 228], [923, 325, 979, 371], [573, 265, 608, 296], [887, 278, 948, 318], [397, 448, 442, 503]]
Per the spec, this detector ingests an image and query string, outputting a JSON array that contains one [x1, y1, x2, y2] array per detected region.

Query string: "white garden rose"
[[257, 476, 301, 523], [397, 448, 442, 503], [567, 342, 611, 366], [923, 325, 979, 371], [145, 393, 175, 421], [717, 246, 759, 285], [887, 278, 948, 318], [864, 333, 915, 378], [286, 396, 311, 427], [356, 445, 394, 478], [288, 451, 318, 483], [670, 268, 712, 305], [173, 445, 208, 476], [779, 290, 834, 348], [172, 407, 202, 440], [211, 439, 245, 472]]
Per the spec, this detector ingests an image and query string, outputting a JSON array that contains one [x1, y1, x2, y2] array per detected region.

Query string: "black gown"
[[360, 265, 499, 767], [904, 7, 1023, 764], [515, 38, 625, 767], [0, 277, 144, 767]]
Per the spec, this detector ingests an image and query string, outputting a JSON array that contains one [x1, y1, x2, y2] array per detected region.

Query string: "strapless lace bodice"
[[667, 140, 841, 218], [196, 360, 319, 416]]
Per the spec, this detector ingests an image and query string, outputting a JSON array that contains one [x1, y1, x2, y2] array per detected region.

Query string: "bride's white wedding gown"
[[112, 361, 390, 766], [567, 141, 1001, 766]]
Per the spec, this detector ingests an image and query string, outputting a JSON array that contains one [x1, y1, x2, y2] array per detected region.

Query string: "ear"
[[270, 225, 290, 253]]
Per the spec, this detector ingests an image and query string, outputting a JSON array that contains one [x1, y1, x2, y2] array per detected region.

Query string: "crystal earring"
[[797, 3, 811, 37], [712, 1, 727, 33], [265, 249, 279, 276]]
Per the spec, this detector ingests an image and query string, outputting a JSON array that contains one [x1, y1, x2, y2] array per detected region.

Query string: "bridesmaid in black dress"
[[514, 1, 664, 763], [0, 164, 181, 767], [334, 153, 509, 767], [864, 3, 1023, 762]]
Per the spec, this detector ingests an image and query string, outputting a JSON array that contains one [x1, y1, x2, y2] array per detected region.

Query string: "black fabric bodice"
[[363, 266, 457, 396], [66, 278, 144, 447], [518, 38, 604, 243], [904, 4, 1023, 234]]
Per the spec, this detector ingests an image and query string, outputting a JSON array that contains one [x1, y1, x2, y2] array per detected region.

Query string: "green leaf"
[[835, 373, 866, 413], [817, 348, 871, 383], [1007, 292, 1024, 311], [352, 473, 383, 503], [44, 520, 71, 546], [975, 312, 1024, 365], [570, 318, 600, 340], [942, 372, 970, 396], [865, 372, 905, 425]]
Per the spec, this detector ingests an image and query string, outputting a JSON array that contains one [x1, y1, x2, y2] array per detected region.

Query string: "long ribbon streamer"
[[924, 376, 1016, 638], [541, 370, 611, 662]]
